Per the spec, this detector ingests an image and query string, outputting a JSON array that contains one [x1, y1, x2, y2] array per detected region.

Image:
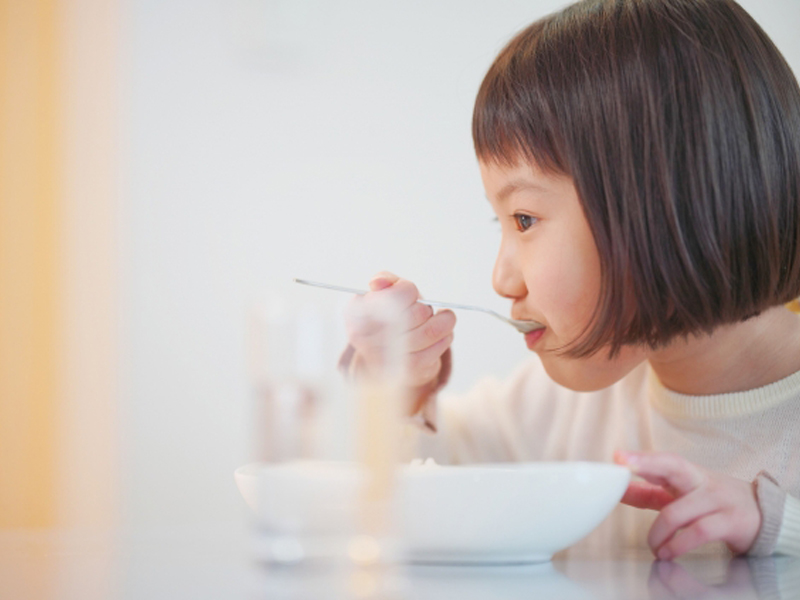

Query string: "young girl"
[[342, 0, 800, 560]]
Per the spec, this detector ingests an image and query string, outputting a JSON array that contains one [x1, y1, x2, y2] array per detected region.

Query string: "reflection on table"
[[0, 526, 798, 600]]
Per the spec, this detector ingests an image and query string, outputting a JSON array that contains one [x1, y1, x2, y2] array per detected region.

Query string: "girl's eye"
[[513, 213, 537, 232]]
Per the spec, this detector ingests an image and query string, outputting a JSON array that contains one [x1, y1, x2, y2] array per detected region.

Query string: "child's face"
[[480, 159, 646, 391]]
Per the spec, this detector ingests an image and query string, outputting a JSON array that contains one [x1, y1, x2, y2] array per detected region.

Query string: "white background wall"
[[119, 0, 800, 529]]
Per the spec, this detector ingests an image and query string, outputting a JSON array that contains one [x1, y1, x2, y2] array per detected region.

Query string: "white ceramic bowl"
[[235, 460, 629, 564]]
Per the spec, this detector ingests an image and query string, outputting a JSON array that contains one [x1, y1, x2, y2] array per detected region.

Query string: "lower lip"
[[524, 328, 545, 349]]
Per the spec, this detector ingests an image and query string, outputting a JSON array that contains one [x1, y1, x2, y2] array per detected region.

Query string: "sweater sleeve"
[[749, 471, 787, 556], [749, 471, 800, 557], [337, 344, 452, 432], [775, 493, 800, 556]]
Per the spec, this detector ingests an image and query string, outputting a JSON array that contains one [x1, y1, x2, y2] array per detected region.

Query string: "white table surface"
[[1, 524, 798, 600]]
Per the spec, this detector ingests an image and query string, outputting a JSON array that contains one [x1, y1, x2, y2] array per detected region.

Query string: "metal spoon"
[[293, 278, 544, 334]]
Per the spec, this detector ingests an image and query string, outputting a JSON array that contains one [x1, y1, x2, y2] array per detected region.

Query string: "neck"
[[647, 306, 800, 396]]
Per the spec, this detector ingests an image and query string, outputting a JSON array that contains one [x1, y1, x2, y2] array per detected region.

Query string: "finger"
[[405, 309, 456, 353], [619, 452, 706, 496], [369, 271, 399, 291], [620, 480, 675, 511], [345, 295, 387, 339], [350, 280, 420, 339], [346, 294, 412, 348], [404, 301, 435, 332], [656, 512, 730, 561], [407, 333, 453, 387], [373, 278, 420, 311], [355, 302, 446, 353], [647, 489, 720, 551]]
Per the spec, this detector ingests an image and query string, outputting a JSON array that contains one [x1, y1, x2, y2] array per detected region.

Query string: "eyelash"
[[491, 214, 539, 232], [512, 213, 537, 232]]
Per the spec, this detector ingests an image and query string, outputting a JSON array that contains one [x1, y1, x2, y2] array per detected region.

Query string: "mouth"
[[512, 313, 544, 332], [524, 327, 546, 349]]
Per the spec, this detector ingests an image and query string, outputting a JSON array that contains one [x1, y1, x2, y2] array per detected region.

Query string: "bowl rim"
[[235, 460, 631, 478]]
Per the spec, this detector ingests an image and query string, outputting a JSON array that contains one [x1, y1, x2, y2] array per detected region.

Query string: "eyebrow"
[[494, 180, 551, 203]]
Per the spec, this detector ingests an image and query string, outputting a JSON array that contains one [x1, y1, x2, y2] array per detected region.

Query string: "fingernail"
[[617, 451, 640, 471]]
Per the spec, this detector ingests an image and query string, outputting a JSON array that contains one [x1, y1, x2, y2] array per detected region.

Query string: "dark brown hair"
[[474, 0, 800, 357]]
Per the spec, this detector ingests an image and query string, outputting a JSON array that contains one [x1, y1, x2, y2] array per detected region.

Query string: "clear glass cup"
[[246, 288, 355, 566], [245, 285, 410, 600]]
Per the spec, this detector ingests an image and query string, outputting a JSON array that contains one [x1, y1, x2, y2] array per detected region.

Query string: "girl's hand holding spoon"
[[344, 272, 456, 413]]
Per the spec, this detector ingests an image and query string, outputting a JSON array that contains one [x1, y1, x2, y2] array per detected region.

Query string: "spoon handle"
[[294, 278, 478, 312], [293, 278, 367, 296], [294, 277, 544, 333]]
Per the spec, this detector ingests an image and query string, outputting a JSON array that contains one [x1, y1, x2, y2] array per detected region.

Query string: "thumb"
[[614, 450, 675, 510], [620, 480, 675, 511], [369, 271, 399, 291]]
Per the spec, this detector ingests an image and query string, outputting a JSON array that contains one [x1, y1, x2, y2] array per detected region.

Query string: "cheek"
[[539, 235, 602, 334]]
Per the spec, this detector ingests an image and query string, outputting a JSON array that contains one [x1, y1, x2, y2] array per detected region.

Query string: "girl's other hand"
[[614, 450, 761, 560], [345, 271, 456, 403]]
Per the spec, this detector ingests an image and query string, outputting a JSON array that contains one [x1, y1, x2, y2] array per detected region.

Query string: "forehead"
[[479, 159, 571, 202]]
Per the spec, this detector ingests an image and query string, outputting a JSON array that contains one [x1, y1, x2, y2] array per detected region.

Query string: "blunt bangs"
[[473, 21, 568, 175], [473, 0, 800, 358]]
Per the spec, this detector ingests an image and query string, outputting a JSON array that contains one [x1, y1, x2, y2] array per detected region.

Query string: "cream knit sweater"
[[414, 356, 800, 557]]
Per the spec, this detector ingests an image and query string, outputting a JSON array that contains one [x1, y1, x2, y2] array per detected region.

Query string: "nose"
[[492, 238, 527, 300]]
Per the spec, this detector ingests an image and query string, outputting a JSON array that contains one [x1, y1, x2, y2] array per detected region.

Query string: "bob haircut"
[[474, 0, 800, 358]]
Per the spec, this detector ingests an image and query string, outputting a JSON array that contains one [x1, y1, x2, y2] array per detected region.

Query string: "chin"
[[539, 350, 645, 392]]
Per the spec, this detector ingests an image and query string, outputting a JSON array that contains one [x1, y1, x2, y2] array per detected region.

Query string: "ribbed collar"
[[649, 366, 800, 420]]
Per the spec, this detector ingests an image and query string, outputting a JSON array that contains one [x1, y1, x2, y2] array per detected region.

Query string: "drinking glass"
[[246, 288, 355, 565], [246, 285, 411, 600]]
